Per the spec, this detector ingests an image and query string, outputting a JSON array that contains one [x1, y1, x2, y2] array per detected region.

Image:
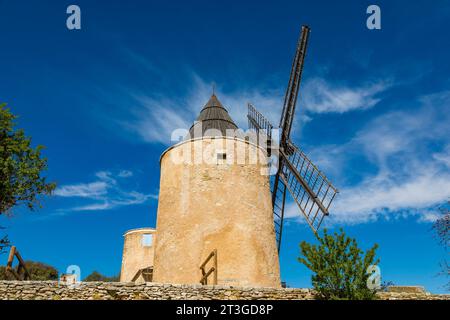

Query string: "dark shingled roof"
[[187, 94, 238, 139]]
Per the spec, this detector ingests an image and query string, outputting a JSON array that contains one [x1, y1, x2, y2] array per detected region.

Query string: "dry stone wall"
[[0, 281, 448, 300]]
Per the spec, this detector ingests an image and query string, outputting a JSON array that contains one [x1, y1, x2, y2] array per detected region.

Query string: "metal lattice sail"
[[247, 26, 339, 252]]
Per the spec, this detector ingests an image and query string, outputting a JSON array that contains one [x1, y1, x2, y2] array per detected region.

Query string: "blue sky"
[[1, 0, 449, 293]]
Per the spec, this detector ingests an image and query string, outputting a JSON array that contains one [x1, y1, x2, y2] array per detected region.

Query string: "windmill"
[[248, 26, 339, 252]]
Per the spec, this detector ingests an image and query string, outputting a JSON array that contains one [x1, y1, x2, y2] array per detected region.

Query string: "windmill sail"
[[279, 26, 310, 146], [272, 176, 287, 251], [247, 103, 286, 249], [280, 141, 338, 233], [248, 103, 273, 142], [247, 25, 338, 252], [247, 103, 338, 243]]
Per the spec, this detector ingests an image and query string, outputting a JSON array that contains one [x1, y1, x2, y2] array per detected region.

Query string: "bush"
[[0, 266, 8, 280], [298, 228, 379, 300], [0, 261, 58, 280], [25, 261, 59, 280], [84, 271, 119, 282], [0, 234, 8, 254]]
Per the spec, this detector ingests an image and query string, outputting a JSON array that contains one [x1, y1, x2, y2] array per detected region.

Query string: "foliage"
[[0, 231, 9, 254], [83, 271, 119, 282], [433, 202, 449, 247], [0, 103, 56, 216], [298, 228, 380, 300], [433, 201, 449, 290], [0, 266, 8, 280], [25, 261, 59, 280], [380, 280, 395, 292], [0, 260, 58, 280]]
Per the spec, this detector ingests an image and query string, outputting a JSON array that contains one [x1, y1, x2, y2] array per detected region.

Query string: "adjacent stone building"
[[120, 228, 156, 283]]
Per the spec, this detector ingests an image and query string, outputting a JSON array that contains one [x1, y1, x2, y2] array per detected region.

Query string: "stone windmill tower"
[[121, 25, 338, 288], [151, 94, 281, 288]]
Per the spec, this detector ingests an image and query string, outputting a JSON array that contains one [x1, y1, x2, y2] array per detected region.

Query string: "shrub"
[[0, 260, 58, 280], [84, 271, 119, 282], [25, 261, 59, 280], [298, 228, 379, 300]]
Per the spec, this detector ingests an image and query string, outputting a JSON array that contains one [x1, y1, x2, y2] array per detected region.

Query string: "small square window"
[[217, 152, 227, 160], [142, 234, 153, 247]]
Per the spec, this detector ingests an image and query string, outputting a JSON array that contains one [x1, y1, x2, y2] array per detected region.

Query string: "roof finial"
[[212, 82, 216, 96]]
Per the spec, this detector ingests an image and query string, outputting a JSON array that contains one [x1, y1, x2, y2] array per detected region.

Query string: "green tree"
[[0, 229, 8, 254], [433, 201, 449, 290], [298, 228, 380, 300], [0, 261, 58, 280], [0, 103, 55, 252], [0, 266, 8, 280], [84, 271, 119, 282], [433, 201, 449, 247], [25, 261, 59, 280]]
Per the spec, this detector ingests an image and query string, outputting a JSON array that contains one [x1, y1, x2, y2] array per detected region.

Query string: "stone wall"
[[0, 281, 449, 300]]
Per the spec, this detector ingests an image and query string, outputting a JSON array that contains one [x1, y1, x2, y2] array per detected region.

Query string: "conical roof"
[[187, 94, 238, 139]]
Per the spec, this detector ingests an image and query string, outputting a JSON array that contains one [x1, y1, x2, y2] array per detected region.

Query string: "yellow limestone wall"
[[120, 228, 156, 282], [152, 137, 281, 288]]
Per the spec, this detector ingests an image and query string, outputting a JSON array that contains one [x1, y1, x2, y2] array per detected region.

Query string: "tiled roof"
[[187, 94, 238, 139]]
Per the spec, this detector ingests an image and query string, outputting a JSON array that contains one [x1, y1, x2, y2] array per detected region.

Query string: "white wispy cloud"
[[54, 181, 108, 198], [94, 171, 117, 185], [285, 90, 450, 225], [97, 50, 448, 227], [302, 78, 391, 113], [94, 46, 397, 146], [117, 75, 285, 145], [71, 191, 156, 212], [97, 48, 395, 145], [118, 170, 134, 178], [432, 145, 450, 168], [332, 169, 450, 224], [54, 170, 156, 212], [120, 95, 192, 145], [110, 72, 393, 145], [99, 50, 450, 228]]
